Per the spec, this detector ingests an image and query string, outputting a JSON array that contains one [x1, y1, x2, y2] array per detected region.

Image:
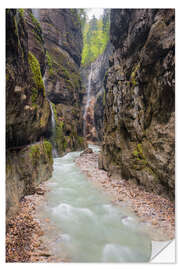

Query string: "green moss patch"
[[28, 52, 45, 104], [46, 51, 54, 76], [18, 9, 24, 17], [133, 143, 147, 164], [43, 140, 53, 160], [130, 63, 140, 87], [29, 144, 41, 166], [46, 46, 80, 91], [77, 136, 85, 147], [132, 143, 159, 181], [29, 12, 41, 35], [29, 140, 53, 166]]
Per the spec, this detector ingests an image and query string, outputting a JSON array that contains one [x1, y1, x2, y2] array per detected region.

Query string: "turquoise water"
[[39, 147, 152, 262]]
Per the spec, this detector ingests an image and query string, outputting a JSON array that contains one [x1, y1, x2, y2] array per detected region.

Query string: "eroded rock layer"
[[38, 9, 86, 155], [100, 9, 175, 199]]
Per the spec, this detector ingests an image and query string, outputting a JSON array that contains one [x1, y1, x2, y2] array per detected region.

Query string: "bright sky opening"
[[86, 8, 104, 20]]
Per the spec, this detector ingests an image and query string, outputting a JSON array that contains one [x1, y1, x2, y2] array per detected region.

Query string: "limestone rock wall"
[[38, 9, 86, 155], [80, 42, 113, 142], [6, 141, 53, 222], [6, 9, 87, 219], [100, 9, 175, 199], [6, 9, 51, 149], [6, 9, 53, 220]]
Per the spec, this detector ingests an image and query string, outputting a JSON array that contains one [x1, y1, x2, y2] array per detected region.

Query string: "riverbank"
[[6, 184, 64, 263], [75, 150, 175, 241], [6, 148, 175, 262]]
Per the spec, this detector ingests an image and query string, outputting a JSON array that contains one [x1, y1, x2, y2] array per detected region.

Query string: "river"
[[37, 145, 152, 262]]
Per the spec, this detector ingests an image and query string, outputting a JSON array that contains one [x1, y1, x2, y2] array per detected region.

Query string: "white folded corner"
[[150, 239, 175, 263]]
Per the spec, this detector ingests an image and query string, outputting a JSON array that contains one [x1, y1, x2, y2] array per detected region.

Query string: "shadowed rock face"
[[38, 9, 86, 155], [6, 9, 87, 220], [100, 9, 175, 199], [6, 9, 53, 220], [25, 9, 46, 75], [6, 9, 51, 149]]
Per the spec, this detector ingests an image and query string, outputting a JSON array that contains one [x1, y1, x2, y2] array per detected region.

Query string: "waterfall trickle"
[[83, 63, 93, 137], [49, 103, 58, 158]]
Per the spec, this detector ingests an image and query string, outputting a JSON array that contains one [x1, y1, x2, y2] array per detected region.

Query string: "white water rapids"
[[37, 145, 153, 262]]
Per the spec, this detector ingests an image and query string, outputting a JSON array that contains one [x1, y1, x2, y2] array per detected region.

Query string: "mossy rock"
[[133, 143, 146, 161], [29, 140, 53, 167], [28, 51, 45, 105], [46, 50, 54, 76], [29, 144, 41, 166], [29, 12, 42, 37], [130, 63, 140, 87], [18, 9, 24, 17], [43, 140, 53, 165]]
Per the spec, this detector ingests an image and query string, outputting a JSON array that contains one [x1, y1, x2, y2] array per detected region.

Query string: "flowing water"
[[38, 145, 152, 262], [49, 103, 58, 158], [83, 63, 93, 137]]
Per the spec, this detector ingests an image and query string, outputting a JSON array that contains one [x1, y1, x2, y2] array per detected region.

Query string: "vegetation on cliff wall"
[[81, 9, 110, 65], [28, 51, 45, 104]]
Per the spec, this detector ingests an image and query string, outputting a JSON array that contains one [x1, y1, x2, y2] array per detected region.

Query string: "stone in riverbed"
[[35, 188, 45, 195], [80, 148, 93, 156]]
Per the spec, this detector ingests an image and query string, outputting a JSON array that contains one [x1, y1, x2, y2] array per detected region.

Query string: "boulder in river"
[[80, 148, 93, 156]]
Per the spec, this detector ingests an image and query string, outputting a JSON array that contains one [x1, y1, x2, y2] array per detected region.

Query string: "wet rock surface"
[[101, 9, 175, 199], [76, 151, 175, 240]]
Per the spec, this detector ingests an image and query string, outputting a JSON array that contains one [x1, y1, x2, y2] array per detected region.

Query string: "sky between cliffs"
[[86, 8, 104, 20]]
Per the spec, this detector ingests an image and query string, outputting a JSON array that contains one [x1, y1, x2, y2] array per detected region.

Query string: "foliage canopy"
[[80, 9, 110, 66]]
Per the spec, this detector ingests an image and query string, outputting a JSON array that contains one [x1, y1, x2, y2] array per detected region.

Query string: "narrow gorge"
[[6, 8, 175, 263]]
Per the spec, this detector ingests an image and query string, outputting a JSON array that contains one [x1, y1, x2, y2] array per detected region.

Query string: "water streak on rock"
[[83, 63, 93, 137]]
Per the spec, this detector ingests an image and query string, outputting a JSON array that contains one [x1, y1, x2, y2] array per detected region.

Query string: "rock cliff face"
[[81, 42, 113, 142], [99, 9, 175, 199], [6, 9, 53, 220], [6, 9, 51, 149], [6, 9, 87, 220], [93, 43, 113, 141], [37, 9, 86, 155]]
